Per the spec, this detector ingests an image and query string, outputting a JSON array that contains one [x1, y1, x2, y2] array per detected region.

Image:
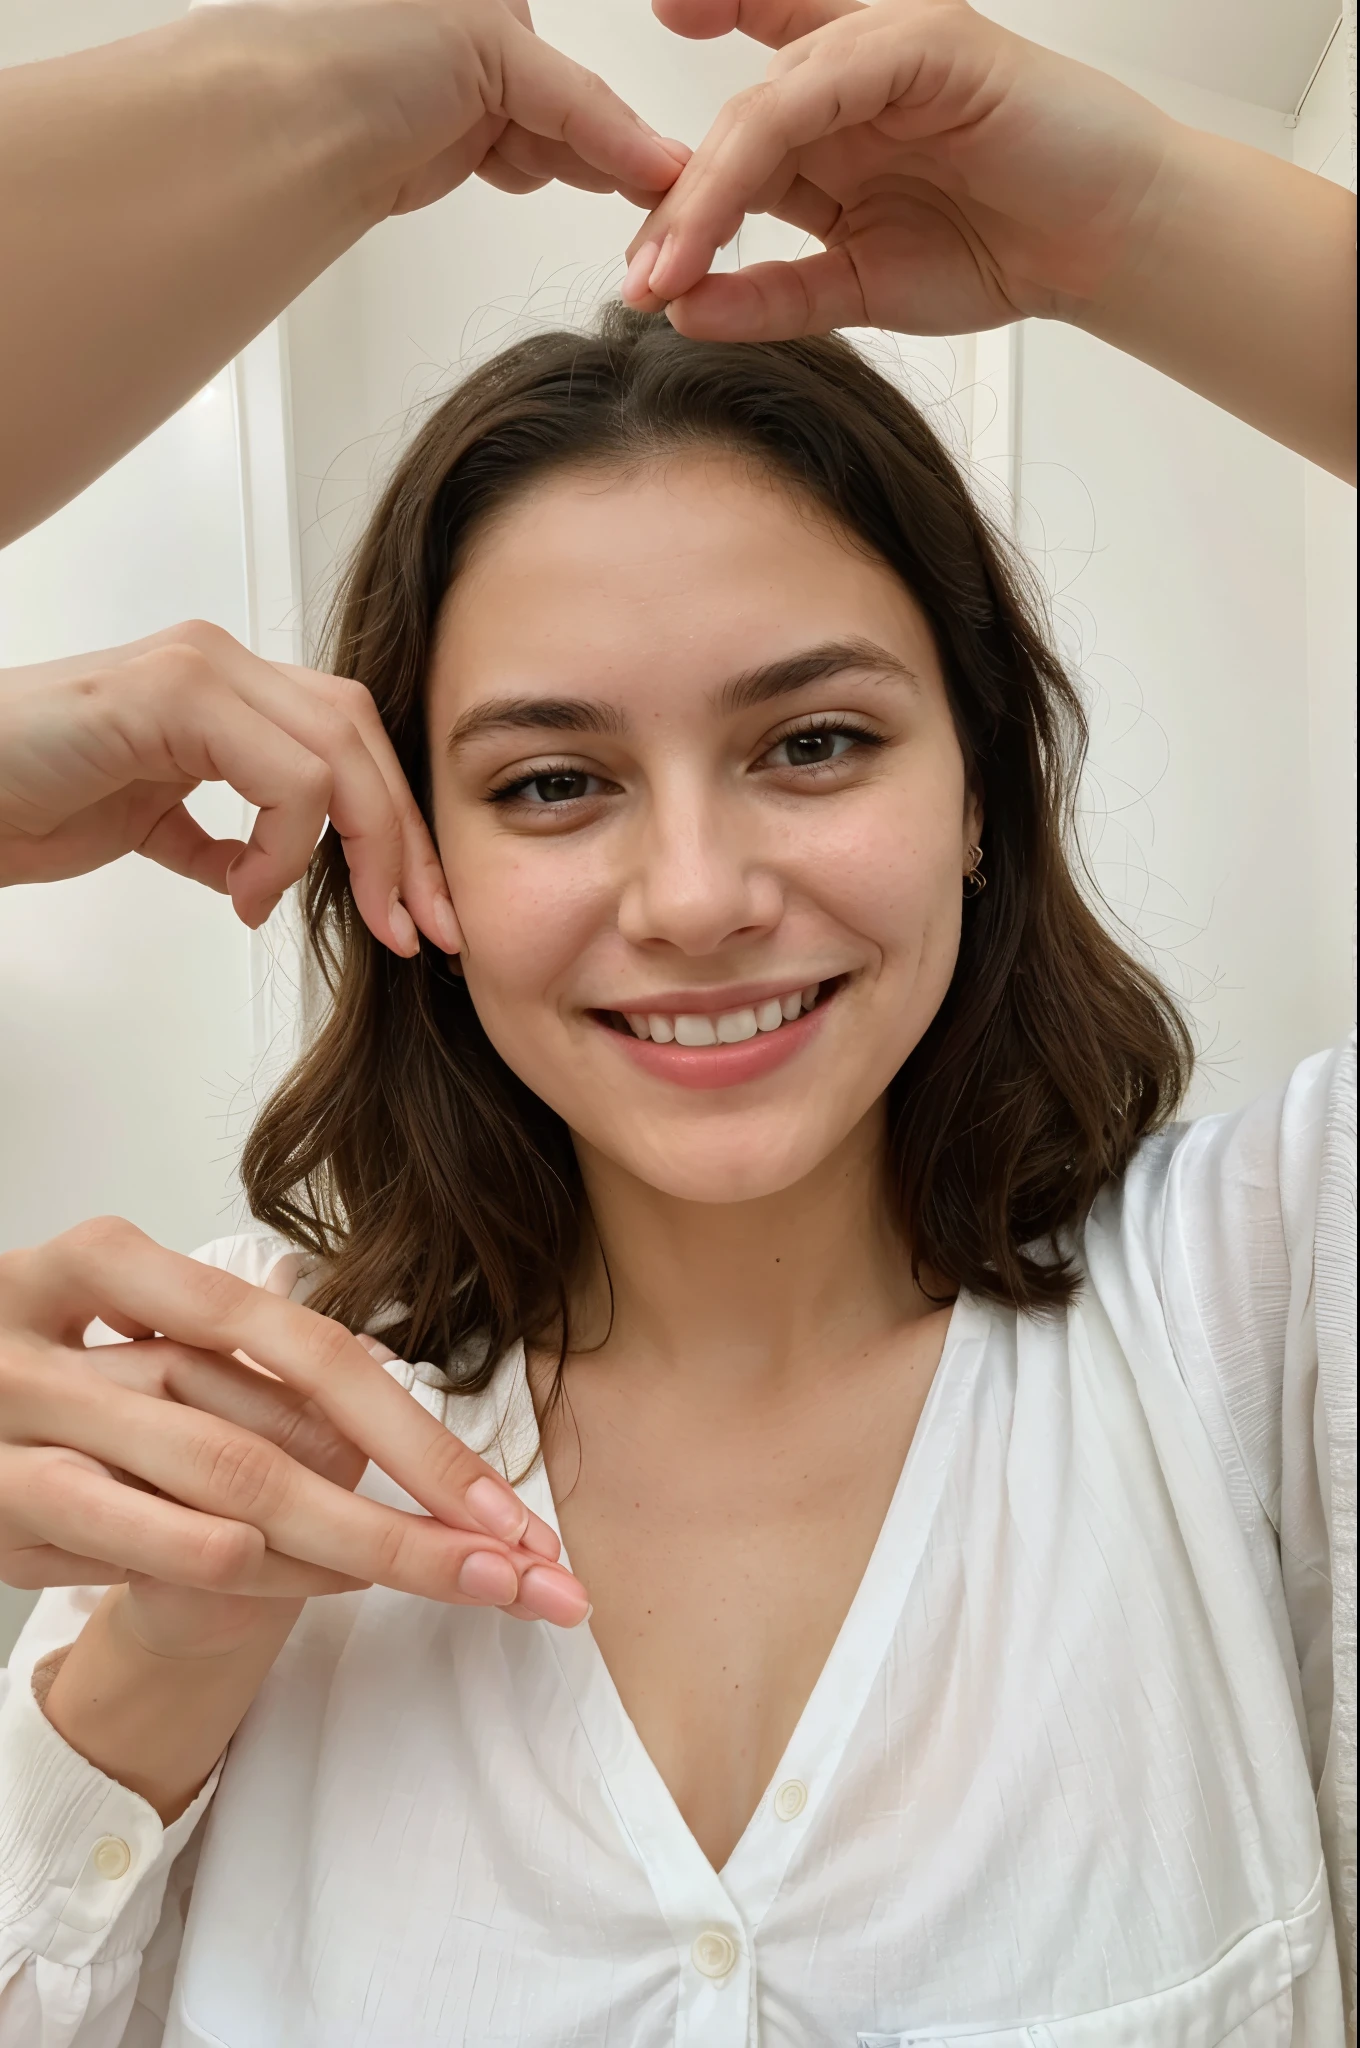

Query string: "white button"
[[773, 1779, 807, 1821], [91, 1836, 132, 1880], [691, 1928, 738, 1979]]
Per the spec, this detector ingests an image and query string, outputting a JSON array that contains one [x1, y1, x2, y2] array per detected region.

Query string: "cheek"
[[448, 836, 608, 1035], [787, 770, 966, 973]]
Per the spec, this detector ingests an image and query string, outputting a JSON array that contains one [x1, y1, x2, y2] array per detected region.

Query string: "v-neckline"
[[489, 1292, 990, 1934]]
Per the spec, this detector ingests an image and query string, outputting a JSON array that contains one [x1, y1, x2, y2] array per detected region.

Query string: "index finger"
[[625, 36, 892, 305], [501, 21, 686, 195], [13, 1220, 558, 1561], [274, 666, 462, 957]]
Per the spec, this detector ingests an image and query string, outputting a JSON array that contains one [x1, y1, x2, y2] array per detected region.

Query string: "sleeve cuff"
[[0, 1658, 221, 1969]]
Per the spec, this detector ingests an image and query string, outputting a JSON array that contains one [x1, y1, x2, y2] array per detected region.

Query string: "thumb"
[[653, 0, 863, 48]]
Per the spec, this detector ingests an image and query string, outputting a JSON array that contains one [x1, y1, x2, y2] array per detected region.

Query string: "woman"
[[1, 8, 1354, 2047]]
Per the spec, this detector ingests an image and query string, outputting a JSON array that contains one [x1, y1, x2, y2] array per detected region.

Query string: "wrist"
[[171, 3, 421, 231], [42, 1585, 297, 1823], [1061, 118, 1223, 336]]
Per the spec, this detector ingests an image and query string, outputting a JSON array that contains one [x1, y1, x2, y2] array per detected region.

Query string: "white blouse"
[[0, 1038, 1354, 2048]]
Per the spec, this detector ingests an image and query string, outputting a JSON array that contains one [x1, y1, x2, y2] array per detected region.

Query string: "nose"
[[616, 778, 784, 957]]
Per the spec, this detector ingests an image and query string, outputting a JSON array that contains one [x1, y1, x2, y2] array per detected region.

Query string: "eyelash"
[[485, 717, 886, 809]]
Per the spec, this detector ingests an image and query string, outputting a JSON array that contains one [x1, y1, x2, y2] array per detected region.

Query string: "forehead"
[[429, 452, 940, 712]]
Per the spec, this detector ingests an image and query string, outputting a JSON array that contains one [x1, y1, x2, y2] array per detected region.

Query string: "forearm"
[[1074, 124, 1357, 482], [38, 1586, 298, 1823], [0, 6, 403, 546]]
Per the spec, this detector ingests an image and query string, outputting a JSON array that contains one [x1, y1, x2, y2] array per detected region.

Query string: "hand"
[[622, 0, 1171, 340], [0, 621, 461, 957], [277, 0, 689, 215], [0, 1218, 589, 1658]]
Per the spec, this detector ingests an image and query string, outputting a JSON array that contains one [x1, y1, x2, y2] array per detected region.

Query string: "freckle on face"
[[424, 454, 978, 1206]]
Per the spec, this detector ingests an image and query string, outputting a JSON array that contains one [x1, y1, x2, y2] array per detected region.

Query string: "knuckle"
[[135, 642, 217, 702], [192, 1429, 288, 1520], [731, 80, 779, 125], [178, 1257, 248, 1330], [272, 1399, 360, 1487], [162, 618, 229, 659], [419, 1427, 479, 1496], [193, 1517, 263, 1590], [291, 752, 333, 808], [293, 1311, 358, 1385], [369, 1513, 419, 1586], [332, 675, 377, 724], [61, 1214, 141, 1262]]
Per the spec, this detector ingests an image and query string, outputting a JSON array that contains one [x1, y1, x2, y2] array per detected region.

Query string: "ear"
[[962, 785, 984, 857]]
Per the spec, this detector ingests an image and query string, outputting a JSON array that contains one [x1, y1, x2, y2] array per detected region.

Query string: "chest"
[[176, 1313, 1332, 2046], [541, 1326, 947, 1871]]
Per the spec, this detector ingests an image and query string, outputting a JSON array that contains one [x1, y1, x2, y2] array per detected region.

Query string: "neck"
[[568, 1105, 934, 1395]]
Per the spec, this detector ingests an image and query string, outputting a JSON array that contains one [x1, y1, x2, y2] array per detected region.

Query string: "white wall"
[[0, 375, 261, 1256], [1292, 19, 1359, 1073], [1009, 72, 1350, 1111]]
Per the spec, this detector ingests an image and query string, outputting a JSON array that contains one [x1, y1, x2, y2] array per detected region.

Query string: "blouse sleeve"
[[0, 1230, 300, 2046], [0, 1592, 221, 2048], [1154, 1034, 1356, 2035]]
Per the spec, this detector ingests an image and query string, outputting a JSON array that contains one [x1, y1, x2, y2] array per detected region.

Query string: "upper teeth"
[[624, 984, 821, 1046]]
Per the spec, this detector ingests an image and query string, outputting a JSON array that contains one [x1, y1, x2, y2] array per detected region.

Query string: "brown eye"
[[526, 771, 593, 804], [491, 767, 609, 807]]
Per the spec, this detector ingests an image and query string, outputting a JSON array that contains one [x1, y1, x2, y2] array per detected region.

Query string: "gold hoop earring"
[[963, 844, 986, 897]]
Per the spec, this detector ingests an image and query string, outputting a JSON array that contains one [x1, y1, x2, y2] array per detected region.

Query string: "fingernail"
[[520, 1512, 561, 1561], [623, 240, 660, 303], [518, 1564, 591, 1629], [389, 891, 419, 956], [465, 1475, 528, 1544], [457, 1550, 520, 1605], [649, 234, 676, 293], [432, 894, 460, 954]]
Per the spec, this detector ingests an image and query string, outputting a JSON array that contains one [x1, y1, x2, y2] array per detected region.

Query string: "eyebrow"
[[715, 638, 919, 716], [444, 696, 628, 754], [443, 638, 917, 754]]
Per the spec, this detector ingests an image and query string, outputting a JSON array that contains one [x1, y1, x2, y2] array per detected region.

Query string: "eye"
[[775, 729, 857, 768], [489, 767, 610, 807], [758, 720, 885, 774]]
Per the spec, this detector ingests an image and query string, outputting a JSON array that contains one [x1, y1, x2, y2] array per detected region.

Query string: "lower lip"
[[594, 993, 836, 1092]]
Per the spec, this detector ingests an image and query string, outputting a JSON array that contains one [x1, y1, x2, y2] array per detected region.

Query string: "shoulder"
[[189, 1227, 306, 1294], [1093, 1033, 1355, 1287]]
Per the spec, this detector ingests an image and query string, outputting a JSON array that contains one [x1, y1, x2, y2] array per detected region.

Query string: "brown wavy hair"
[[243, 305, 1192, 1380]]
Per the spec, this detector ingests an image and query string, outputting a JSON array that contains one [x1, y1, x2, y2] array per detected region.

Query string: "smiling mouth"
[[592, 977, 845, 1046]]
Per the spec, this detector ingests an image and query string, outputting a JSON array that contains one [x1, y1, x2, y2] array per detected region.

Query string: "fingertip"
[[457, 1550, 520, 1606], [517, 1564, 592, 1628], [521, 1513, 562, 1562], [232, 890, 280, 931], [648, 232, 678, 293], [388, 894, 419, 957], [623, 239, 661, 304], [431, 894, 462, 955]]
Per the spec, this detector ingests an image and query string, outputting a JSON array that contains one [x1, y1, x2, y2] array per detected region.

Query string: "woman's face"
[[426, 453, 980, 1204]]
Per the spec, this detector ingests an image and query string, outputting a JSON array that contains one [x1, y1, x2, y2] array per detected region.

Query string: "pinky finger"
[[8, 1448, 345, 1598], [0, 1544, 127, 1590]]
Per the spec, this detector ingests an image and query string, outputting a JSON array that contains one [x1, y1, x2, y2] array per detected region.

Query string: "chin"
[[590, 1115, 847, 1207]]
